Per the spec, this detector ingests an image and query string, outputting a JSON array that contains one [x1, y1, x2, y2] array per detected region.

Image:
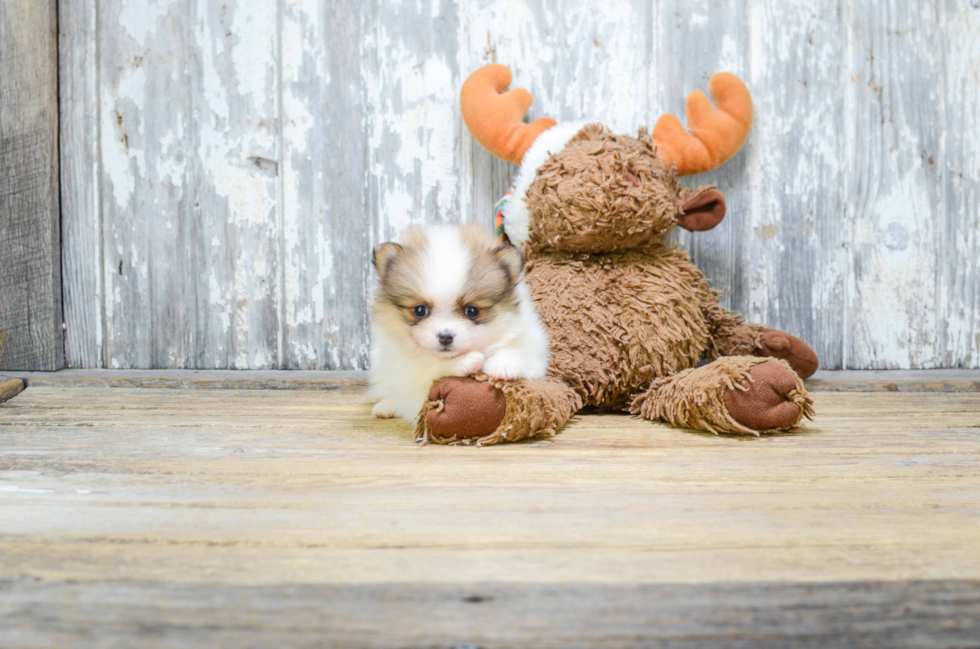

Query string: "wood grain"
[[2, 386, 980, 587], [845, 0, 943, 369], [56, 0, 980, 370], [280, 0, 373, 370], [1, 384, 980, 645], [96, 0, 281, 369], [743, 0, 847, 369], [0, 0, 63, 371], [0, 378, 25, 403], [941, 0, 980, 368], [2, 579, 978, 648], [59, 0, 102, 369]]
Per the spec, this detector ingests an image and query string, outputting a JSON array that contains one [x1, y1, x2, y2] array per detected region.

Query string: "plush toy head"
[[461, 64, 752, 251]]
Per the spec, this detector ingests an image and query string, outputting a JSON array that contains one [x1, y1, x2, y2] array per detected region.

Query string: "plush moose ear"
[[372, 242, 403, 281], [677, 186, 726, 232], [493, 244, 524, 284]]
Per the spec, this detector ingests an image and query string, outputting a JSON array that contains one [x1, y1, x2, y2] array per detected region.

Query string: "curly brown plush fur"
[[524, 243, 719, 409], [631, 357, 814, 436], [417, 104, 818, 444], [526, 125, 682, 253], [518, 126, 766, 411]]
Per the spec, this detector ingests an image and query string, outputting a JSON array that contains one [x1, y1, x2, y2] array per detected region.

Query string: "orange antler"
[[460, 64, 557, 164], [651, 73, 753, 176]]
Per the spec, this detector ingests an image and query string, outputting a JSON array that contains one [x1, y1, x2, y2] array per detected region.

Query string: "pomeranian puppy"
[[369, 224, 550, 422]]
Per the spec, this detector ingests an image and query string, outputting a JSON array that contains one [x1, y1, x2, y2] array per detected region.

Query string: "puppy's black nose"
[[437, 331, 454, 347]]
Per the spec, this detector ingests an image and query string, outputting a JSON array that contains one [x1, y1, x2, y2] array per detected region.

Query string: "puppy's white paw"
[[372, 398, 397, 419], [483, 353, 525, 381], [454, 351, 485, 376]]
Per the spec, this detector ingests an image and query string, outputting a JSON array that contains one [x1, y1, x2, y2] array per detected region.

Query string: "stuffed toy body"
[[414, 64, 818, 445]]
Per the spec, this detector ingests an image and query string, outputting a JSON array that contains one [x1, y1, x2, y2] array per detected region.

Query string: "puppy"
[[369, 224, 550, 422]]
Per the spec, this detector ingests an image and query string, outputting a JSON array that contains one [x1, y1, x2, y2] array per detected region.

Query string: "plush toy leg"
[[706, 313, 819, 379], [631, 356, 814, 435], [414, 375, 583, 446], [754, 328, 819, 378], [706, 317, 765, 358]]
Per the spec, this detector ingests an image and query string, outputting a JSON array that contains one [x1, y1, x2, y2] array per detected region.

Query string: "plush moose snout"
[[677, 186, 726, 232]]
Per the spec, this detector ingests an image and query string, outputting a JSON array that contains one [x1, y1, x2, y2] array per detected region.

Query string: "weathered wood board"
[[58, 0, 980, 370], [2, 387, 980, 584], [0, 378, 25, 403], [1, 385, 980, 645], [0, 0, 63, 371], [3, 579, 979, 648]]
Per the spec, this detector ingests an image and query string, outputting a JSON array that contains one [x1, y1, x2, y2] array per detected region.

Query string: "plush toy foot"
[[723, 359, 810, 431], [631, 356, 813, 435], [423, 376, 508, 440], [755, 328, 818, 379], [415, 376, 583, 446]]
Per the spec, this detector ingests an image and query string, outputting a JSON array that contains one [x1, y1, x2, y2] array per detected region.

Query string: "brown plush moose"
[[413, 64, 818, 445]]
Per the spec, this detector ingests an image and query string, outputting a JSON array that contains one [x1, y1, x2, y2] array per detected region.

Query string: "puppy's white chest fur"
[[369, 225, 549, 424]]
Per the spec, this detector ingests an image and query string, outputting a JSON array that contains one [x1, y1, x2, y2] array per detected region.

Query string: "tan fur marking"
[[374, 227, 433, 327], [458, 225, 520, 324], [377, 227, 428, 308], [372, 243, 402, 282]]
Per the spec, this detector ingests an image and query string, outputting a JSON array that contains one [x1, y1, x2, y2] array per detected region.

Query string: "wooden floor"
[[2, 378, 980, 647]]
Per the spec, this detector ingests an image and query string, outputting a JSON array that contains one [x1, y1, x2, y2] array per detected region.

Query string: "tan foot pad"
[[756, 328, 819, 379], [422, 376, 507, 441], [724, 360, 811, 431]]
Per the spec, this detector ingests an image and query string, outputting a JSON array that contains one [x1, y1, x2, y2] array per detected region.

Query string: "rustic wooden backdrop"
[[0, 0, 61, 370], [56, 0, 979, 370]]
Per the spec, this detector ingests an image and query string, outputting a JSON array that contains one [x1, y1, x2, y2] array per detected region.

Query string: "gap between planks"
[[1, 369, 979, 392]]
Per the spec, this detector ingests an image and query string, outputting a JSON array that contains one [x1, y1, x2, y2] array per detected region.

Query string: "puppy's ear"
[[373, 242, 403, 281], [493, 244, 524, 285]]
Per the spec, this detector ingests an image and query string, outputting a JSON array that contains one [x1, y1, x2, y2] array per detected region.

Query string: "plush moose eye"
[[413, 305, 430, 319], [464, 305, 480, 320]]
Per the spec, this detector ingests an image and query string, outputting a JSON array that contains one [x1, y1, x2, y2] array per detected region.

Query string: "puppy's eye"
[[413, 305, 430, 319], [464, 305, 480, 320]]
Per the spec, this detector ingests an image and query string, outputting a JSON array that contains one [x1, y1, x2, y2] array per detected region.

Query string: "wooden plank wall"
[[58, 0, 980, 370], [0, 0, 63, 371]]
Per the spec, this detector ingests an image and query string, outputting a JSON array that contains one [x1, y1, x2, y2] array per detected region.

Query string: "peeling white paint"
[[63, 0, 979, 370], [365, 22, 459, 231], [118, 0, 175, 47]]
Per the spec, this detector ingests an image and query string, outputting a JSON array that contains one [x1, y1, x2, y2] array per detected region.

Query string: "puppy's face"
[[372, 225, 523, 358]]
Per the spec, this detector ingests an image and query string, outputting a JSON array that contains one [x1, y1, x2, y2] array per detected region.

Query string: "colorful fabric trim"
[[494, 190, 513, 244]]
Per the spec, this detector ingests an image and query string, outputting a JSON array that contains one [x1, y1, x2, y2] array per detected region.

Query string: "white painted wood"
[[59, 0, 102, 368], [941, 0, 980, 368], [57, 0, 980, 370], [845, 0, 945, 368], [280, 0, 373, 370], [741, 0, 848, 369], [97, 0, 281, 369]]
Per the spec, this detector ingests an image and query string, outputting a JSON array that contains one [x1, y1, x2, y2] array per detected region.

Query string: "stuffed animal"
[[413, 64, 818, 445]]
